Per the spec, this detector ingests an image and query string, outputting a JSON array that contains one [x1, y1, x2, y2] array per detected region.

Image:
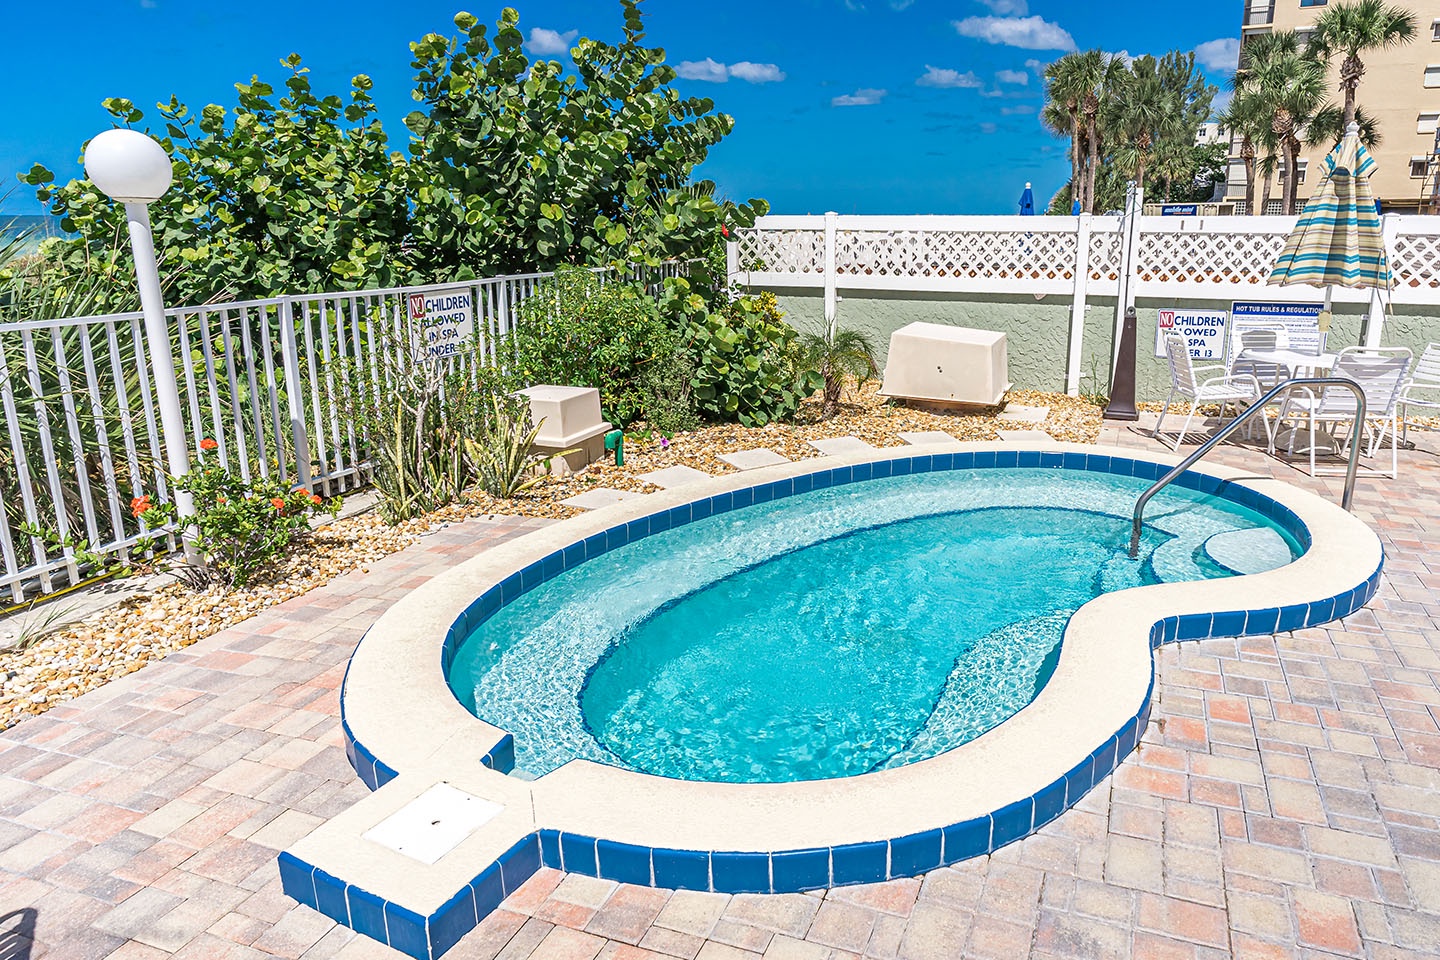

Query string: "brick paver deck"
[[5, 422, 1440, 959]]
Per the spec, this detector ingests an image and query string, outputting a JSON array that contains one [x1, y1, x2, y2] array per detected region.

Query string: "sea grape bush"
[[20, 1, 765, 307]]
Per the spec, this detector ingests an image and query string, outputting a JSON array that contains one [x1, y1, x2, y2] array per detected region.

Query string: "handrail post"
[[1129, 377, 1367, 558]]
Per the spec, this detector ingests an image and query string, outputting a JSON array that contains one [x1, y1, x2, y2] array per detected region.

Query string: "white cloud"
[[526, 28, 578, 56], [677, 58, 786, 83], [996, 69, 1029, 85], [1106, 49, 1134, 66], [1001, 104, 1036, 115], [979, 122, 999, 134], [978, 0, 1028, 12], [953, 16, 1077, 52], [890, 0, 917, 8], [832, 87, 887, 106], [917, 65, 984, 89], [728, 61, 787, 83], [1024, 57, 1048, 72], [1212, 88, 1234, 114], [1195, 37, 1241, 73], [677, 58, 730, 82]]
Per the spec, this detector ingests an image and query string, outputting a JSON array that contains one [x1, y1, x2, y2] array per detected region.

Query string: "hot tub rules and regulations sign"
[[1153, 308, 1228, 360], [408, 288, 475, 361]]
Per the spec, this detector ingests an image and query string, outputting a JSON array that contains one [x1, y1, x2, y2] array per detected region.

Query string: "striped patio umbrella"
[[1267, 126, 1391, 292]]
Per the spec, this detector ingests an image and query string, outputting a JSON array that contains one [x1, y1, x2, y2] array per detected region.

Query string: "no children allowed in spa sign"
[[1154, 308, 1227, 361], [408, 287, 475, 361]]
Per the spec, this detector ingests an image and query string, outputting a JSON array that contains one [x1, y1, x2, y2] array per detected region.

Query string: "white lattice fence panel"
[[833, 230, 1078, 281], [1088, 232, 1123, 281], [1391, 233, 1440, 292], [1135, 230, 1289, 286], [734, 229, 824, 275]]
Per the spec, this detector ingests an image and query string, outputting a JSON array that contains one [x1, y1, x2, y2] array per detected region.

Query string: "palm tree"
[[1307, 104, 1383, 151], [797, 327, 877, 420], [1219, 89, 1271, 214], [1042, 54, 1091, 213], [1310, 0, 1417, 126], [1106, 53, 1213, 194], [1236, 31, 1328, 215], [1083, 54, 1129, 213]]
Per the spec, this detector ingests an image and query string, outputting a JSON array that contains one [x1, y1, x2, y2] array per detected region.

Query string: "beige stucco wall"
[[773, 288, 1440, 403]]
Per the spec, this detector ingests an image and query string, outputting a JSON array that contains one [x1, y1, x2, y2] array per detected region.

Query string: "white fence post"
[[1113, 183, 1144, 369], [1365, 212, 1400, 347], [1066, 213, 1093, 396], [824, 211, 839, 337], [278, 298, 313, 489], [726, 238, 739, 287]]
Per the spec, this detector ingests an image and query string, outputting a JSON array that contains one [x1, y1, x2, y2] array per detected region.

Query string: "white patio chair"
[[1398, 342, 1440, 448], [1228, 327, 1290, 393], [1272, 346, 1413, 478], [1154, 333, 1265, 450]]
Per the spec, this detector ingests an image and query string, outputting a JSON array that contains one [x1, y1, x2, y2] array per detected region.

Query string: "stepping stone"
[[636, 465, 712, 489], [807, 437, 877, 456], [719, 448, 792, 471], [559, 488, 647, 510], [998, 404, 1050, 423], [898, 431, 959, 446], [996, 429, 1055, 442]]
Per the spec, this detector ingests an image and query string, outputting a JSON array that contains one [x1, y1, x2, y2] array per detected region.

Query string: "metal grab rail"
[[1129, 377, 1368, 558]]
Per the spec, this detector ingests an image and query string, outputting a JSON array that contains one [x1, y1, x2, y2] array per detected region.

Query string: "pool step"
[[719, 448, 792, 470]]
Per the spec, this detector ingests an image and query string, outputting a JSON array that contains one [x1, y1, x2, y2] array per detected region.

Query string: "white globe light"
[[84, 129, 173, 203]]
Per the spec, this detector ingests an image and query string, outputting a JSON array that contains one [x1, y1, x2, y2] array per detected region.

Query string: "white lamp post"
[[84, 129, 197, 555]]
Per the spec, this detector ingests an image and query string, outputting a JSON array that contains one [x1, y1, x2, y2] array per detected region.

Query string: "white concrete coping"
[[323, 441, 1381, 905]]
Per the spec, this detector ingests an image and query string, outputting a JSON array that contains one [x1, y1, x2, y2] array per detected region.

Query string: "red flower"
[[270, 497, 286, 510], [309, 493, 322, 505], [720, 225, 730, 238], [199, 438, 218, 451], [130, 495, 153, 518]]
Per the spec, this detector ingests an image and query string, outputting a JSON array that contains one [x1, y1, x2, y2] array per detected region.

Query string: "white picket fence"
[[728, 211, 1440, 392], [0, 263, 684, 604]]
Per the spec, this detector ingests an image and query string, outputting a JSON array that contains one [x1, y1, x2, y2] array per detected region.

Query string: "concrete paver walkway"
[[5, 424, 1440, 959]]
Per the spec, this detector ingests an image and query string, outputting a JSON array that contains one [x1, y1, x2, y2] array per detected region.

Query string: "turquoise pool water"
[[447, 468, 1301, 783]]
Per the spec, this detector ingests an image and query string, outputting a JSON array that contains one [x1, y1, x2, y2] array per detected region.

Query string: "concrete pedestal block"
[[879, 322, 1011, 407], [518, 385, 612, 471]]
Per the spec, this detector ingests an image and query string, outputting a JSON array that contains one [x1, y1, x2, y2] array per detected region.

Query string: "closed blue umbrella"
[[1019, 182, 1035, 216]]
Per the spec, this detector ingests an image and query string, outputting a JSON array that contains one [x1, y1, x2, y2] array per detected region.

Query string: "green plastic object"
[[604, 429, 624, 466]]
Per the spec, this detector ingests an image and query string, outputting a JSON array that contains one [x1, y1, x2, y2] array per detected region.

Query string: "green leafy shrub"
[[684, 288, 821, 427], [513, 268, 694, 431], [27, 439, 340, 589]]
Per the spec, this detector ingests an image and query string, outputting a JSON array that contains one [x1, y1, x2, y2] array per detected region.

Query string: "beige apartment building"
[[1230, 0, 1440, 213]]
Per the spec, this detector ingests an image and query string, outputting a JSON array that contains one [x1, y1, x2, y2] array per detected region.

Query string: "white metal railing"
[[0, 262, 685, 604]]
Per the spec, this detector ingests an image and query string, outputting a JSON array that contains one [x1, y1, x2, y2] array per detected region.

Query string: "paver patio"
[[4, 419, 1440, 959]]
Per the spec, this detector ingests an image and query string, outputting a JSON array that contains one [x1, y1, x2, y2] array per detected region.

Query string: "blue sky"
[[0, 0, 1239, 219]]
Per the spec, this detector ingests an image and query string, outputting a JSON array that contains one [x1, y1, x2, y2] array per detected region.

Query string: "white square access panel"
[[361, 783, 504, 865]]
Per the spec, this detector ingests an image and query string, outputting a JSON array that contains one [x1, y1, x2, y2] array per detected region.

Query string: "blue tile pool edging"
[[310, 452, 1380, 958]]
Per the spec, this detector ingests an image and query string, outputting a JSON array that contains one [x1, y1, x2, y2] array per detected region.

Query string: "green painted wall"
[[772, 288, 1440, 403]]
